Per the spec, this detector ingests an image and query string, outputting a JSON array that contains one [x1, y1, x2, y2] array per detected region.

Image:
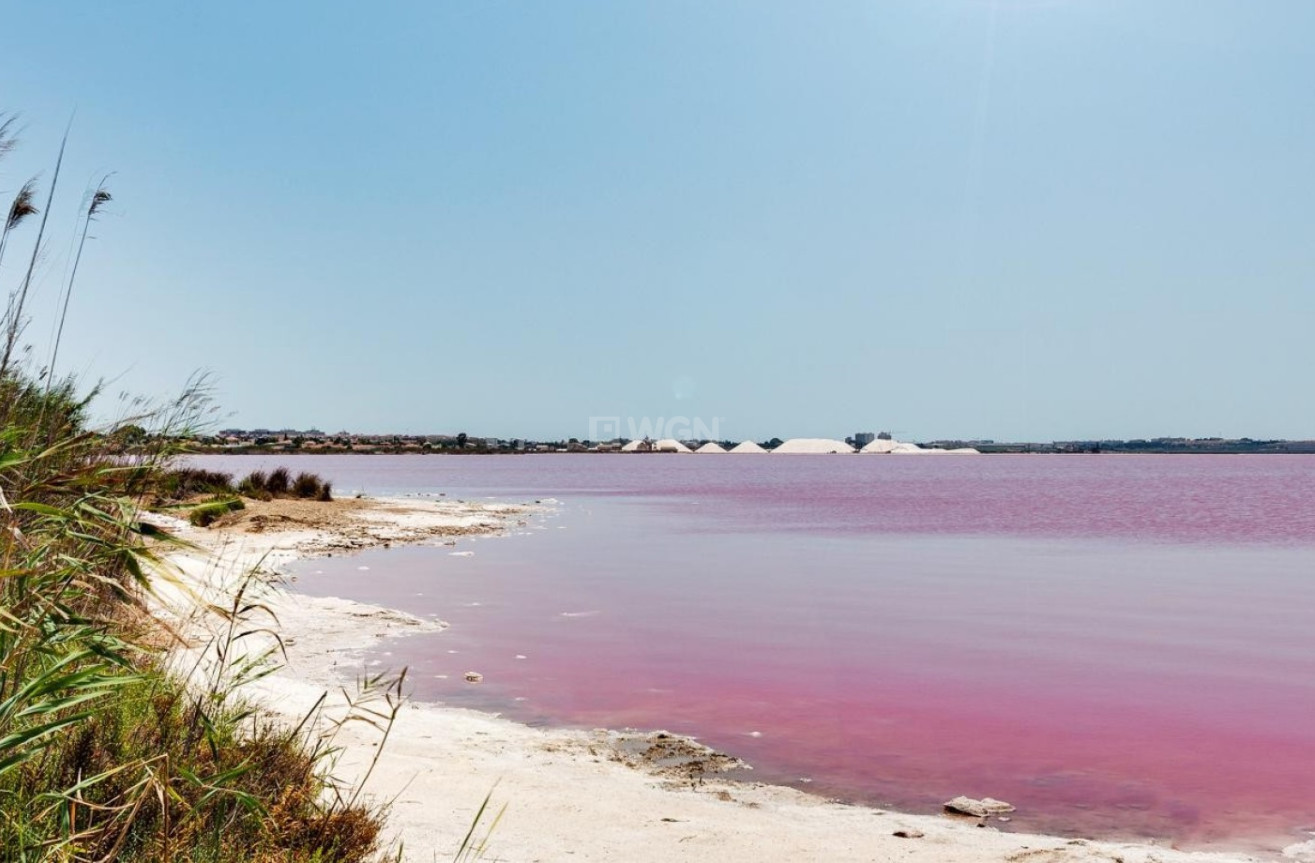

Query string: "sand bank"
[[148, 496, 1270, 863]]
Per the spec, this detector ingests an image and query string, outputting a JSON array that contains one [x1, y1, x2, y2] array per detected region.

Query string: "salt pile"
[[695, 442, 727, 454], [890, 443, 982, 455], [861, 439, 981, 455], [772, 438, 855, 454], [653, 439, 693, 453], [620, 440, 647, 452], [729, 441, 768, 454]]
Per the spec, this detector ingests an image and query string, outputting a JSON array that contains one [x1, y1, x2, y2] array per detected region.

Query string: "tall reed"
[[45, 177, 111, 396], [0, 120, 68, 381], [0, 117, 386, 862]]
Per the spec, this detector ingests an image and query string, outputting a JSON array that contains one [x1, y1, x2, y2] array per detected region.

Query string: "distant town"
[[175, 429, 1315, 455]]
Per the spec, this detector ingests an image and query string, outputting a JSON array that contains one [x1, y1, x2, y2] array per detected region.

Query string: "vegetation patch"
[[235, 469, 332, 502], [187, 495, 246, 527], [157, 467, 236, 499], [0, 117, 383, 861]]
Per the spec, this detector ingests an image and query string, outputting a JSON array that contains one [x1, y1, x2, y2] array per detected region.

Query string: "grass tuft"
[[237, 470, 272, 500], [187, 496, 245, 527], [264, 467, 291, 497], [292, 472, 319, 498], [158, 467, 235, 500], [234, 469, 332, 502]]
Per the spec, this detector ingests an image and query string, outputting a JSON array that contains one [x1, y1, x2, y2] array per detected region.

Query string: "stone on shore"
[[943, 796, 1015, 817]]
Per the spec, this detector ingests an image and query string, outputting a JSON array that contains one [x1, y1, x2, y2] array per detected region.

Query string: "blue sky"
[[1, 1, 1312, 441]]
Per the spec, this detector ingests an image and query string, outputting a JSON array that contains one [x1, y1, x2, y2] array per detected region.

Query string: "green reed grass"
[[0, 115, 387, 862]]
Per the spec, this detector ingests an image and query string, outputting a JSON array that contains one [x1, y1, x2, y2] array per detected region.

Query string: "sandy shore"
[[147, 495, 1277, 863]]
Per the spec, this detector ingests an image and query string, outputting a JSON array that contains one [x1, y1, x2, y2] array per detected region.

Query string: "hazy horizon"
[[204, 424, 1312, 446], [2, 1, 1312, 442]]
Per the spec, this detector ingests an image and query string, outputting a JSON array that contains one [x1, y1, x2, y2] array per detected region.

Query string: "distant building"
[[854, 432, 875, 448]]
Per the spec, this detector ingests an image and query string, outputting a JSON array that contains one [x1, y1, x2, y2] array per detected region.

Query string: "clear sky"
[[1, 1, 1312, 442]]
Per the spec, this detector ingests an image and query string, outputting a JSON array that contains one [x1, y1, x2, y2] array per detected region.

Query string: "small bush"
[[237, 470, 268, 497], [265, 467, 291, 497], [292, 472, 322, 498], [158, 468, 234, 500], [238, 468, 332, 501]]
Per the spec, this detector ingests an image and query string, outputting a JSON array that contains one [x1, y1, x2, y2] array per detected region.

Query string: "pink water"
[[193, 454, 1315, 853]]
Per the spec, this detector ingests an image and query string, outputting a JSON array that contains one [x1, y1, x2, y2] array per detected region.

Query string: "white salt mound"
[[695, 442, 727, 454], [772, 438, 855, 454], [860, 439, 981, 455], [620, 440, 646, 452], [729, 441, 768, 454], [894, 443, 981, 455], [653, 438, 693, 453]]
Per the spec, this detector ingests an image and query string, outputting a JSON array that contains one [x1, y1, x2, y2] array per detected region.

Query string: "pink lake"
[[192, 454, 1315, 855]]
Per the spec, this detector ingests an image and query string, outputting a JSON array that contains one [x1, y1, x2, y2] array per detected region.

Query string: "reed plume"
[[0, 114, 17, 158], [0, 181, 39, 340], [5, 180, 38, 231], [46, 176, 113, 397], [0, 123, 69, 380]]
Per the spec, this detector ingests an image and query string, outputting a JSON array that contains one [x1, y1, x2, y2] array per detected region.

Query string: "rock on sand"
[[943, 796, 1015, 817]]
